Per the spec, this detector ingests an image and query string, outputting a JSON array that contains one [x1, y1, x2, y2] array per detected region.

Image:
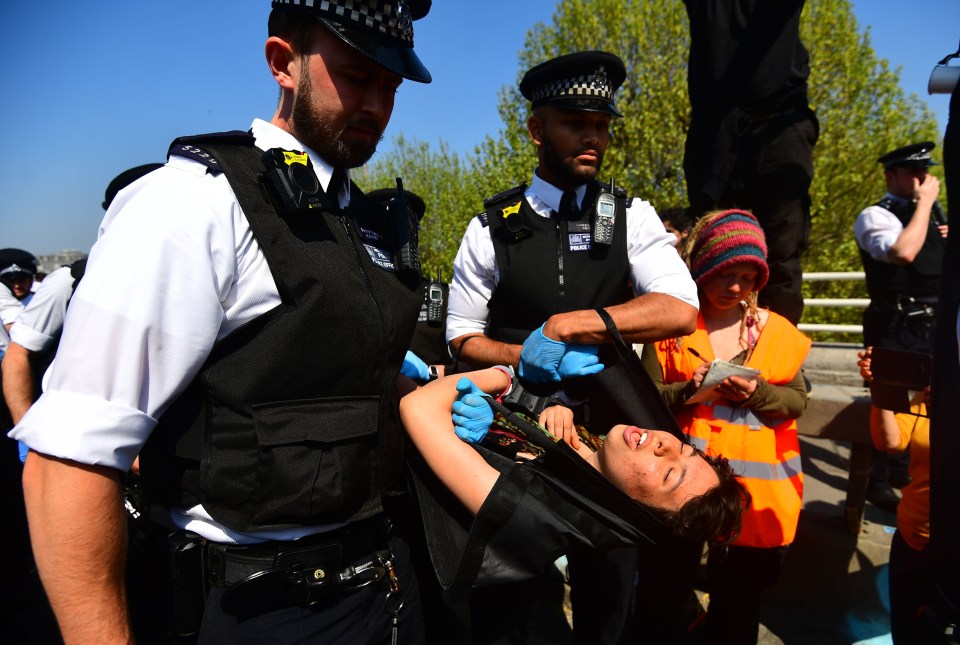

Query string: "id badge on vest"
[[358, 226, 396, 272], [567, 221, 592, 252]]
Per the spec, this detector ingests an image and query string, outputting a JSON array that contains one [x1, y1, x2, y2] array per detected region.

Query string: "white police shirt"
[[9, 265, 75, 354], [854, 192, 912, 263], [445, 172, 699, 343], [11, 119, 350, 544]]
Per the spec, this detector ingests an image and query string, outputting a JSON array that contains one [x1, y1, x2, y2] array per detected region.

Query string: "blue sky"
[[2, 0, 957, 256]]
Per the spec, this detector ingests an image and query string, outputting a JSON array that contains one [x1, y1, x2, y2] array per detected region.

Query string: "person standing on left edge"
[[13, 2, 433, 643], [446, 51, 700, 644]]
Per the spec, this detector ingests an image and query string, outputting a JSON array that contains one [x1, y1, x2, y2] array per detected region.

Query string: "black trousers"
[[687, 112, 818, 326], [197, 531, 424, 645], [568, 541, 701, 644], [889, 531, 934, 644], [701, 545, 788, 645]]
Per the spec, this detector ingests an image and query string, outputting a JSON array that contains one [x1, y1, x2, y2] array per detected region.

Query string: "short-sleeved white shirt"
[[9, 265, 76, 353], [854, 193, 910, 263], [11, 119, 351, 543], [446, 172, 698, 342]]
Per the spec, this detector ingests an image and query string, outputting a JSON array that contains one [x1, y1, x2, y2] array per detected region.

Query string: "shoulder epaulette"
[[875, 196, 897, 211], [483, 183, 527, 210], [475, 211, 490, 227], [167, 130, 255, 176]]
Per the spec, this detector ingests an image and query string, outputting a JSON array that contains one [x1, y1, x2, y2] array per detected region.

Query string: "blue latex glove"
[[451, 378, 493, 443], [518, 324, 566, 383], [400, 350, 431, 381], [558, 344, 605, 379]]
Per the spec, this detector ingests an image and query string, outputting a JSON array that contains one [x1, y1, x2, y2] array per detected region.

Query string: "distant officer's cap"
[[367, 187, 426, 220], [519, 51, 626, 117], [878, 141, 938, 170], [0, 248, 38, 278], [103, 163, 164, 210], [271, 0, 432, 83]]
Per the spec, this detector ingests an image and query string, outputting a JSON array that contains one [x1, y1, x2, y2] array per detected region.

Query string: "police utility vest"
[[140, 131, 421, 532], [860, 196, 946, 305], [482, 182, 633, 344]]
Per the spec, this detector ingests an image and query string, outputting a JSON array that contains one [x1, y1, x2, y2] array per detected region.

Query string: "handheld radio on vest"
[[593, 178, 617, 246], [390, 177, 421, 275], [427, 269, 444, 324]]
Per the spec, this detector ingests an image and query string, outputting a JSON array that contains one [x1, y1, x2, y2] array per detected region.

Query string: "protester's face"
[[597, 426, 718, 512], [530, 106, 611, 189], [290, 31, 403, 168], [885, 166, 928, 200], [1, 274, 33, 300], [700, 262, 760, 312]]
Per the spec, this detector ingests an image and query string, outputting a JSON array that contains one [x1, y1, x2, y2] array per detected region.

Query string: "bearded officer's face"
[[529, 106, 611, 190], [290, 30, 403, 168]]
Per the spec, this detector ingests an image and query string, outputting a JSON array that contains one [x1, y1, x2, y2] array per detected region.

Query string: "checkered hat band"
[[273, 0, 413, 44], [531, 73, 614, 103], [0, 263, 32, 277]]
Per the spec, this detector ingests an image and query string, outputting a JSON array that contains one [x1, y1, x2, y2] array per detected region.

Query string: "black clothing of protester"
[[683, 0, 818, 325]]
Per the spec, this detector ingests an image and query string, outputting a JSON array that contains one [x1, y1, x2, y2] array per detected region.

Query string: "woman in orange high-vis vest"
[[641, 209, 811, 645]]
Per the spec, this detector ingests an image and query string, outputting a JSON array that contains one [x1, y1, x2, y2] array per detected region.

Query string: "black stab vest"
[[140, 132, 421, 532], [860, 196, 946, 304], [485, 182, 633, 344]]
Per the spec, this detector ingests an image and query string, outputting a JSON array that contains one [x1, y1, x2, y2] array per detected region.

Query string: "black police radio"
[[388, 177, 421, 275], [260, 148, 330, 215], [427, 269, 444, 324], [593, 178, 617, 246]]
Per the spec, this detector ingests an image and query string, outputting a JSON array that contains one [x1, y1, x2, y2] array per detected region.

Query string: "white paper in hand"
[[686, 360, 761, 405]]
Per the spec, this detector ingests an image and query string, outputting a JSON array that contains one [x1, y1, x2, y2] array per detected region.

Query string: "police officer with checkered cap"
[[14, 3, 434, 643], [445, 50, 700, 642]]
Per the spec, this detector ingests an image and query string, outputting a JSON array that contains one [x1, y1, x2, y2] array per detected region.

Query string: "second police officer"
[[445, 51, 700, 643]]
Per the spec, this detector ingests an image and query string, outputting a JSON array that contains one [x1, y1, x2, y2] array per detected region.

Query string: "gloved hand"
[[400, 350, 431, 382], [518, 324, 566, 383], [558, 345, 605, 379], [451, 378, 493, 443]]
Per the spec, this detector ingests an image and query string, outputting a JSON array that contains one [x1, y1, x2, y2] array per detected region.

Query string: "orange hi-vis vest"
[[654, 311, 812, 548]]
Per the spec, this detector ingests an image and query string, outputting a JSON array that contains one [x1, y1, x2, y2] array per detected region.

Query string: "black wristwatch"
[[427, 365, 439, 381]]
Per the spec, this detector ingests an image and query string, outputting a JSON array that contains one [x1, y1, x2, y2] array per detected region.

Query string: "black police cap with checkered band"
[[519, 51, 626, 117], [272, 0, 432, 83], [878, 141, 938, 170]]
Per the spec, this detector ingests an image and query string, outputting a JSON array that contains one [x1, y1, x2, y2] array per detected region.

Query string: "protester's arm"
[[887, 175, 941, 265], [22, 452, 133, 643], [400, 368, 511, 514], [2, 342, 36, 425]]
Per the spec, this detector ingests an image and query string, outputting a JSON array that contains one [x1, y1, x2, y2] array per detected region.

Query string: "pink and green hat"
[[689, 209, 769, 291]]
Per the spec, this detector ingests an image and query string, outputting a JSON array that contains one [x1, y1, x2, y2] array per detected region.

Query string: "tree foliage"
[[358, 0, 942, 335]]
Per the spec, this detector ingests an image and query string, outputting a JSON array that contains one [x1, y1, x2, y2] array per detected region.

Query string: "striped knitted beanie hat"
[[688, 209, 769, 291]]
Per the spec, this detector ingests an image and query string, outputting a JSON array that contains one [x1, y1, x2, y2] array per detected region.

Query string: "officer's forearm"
[[544, 294, 697, 344], [449, 333, 522, 370], [887, 204, 932, 265], [22, 453, 133, 644], [2, 342, 37, 425]]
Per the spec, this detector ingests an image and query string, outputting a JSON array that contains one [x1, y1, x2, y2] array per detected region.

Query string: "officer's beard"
[[290, 72, 384, 169], [540, 130, 603, 188]]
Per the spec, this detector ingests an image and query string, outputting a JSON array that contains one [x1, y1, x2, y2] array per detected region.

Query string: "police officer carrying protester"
[[12, 2, 432, 643], [445, 51, 699, 643], [855, 142, 947, 513]]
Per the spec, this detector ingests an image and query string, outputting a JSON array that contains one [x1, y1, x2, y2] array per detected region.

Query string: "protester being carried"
[[641, 208, 811, 644]]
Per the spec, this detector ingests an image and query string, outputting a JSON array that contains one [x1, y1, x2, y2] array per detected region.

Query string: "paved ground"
[[747, 434, 896, 645]]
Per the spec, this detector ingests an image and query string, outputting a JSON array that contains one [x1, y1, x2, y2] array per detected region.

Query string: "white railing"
[[799, 272, 866, 336]]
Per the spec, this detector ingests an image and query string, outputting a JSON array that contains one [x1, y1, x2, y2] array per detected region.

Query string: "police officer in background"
[[12, 2, 432, 643], [446, 51, 699, 643], [854, 141, 947, 513]]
